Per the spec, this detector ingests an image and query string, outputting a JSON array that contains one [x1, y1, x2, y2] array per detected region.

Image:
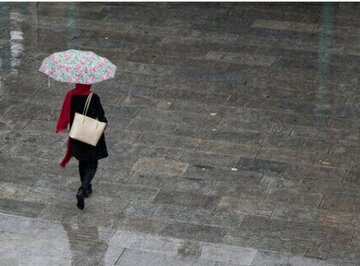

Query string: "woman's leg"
[[81, 159, 98, 197], [76, 159, 98, 210], [76, 160, 85, 210], [78, 161, 86, 184]]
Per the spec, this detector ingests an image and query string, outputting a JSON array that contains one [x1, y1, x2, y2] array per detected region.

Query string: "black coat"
[[69, 93, 108, 161]]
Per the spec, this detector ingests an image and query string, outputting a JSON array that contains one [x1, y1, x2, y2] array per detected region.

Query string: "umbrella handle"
[[48, 77, 51, 88]]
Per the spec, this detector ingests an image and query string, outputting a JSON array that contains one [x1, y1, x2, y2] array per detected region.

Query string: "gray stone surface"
[[152, 191, 220, 210], [1, 2, 360, 265], [131, 157, 189, 176], [162, 222, 227, 243], [115, 249, 214, 266], [252, 19, 318, 33], [201, 243, 257, 265]]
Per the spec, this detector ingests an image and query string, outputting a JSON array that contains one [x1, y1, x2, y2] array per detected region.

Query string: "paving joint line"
[[316, 194, 326, 209], [114, 247, 127, 265]]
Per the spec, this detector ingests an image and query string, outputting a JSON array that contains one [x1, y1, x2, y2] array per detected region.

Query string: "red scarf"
[[56, 83, 92, 168]]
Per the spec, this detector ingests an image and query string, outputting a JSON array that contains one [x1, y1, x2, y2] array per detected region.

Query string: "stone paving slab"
[[1, 2, 360, 265], [216, 197, 274, 217], [10, 211, 329, 266], [131, 157, 189, 176], [127, 172, 215, 194], [252, 19, 318, 33]]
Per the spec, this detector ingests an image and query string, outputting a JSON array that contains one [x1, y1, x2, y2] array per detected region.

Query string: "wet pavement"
[[0, 2, 360, 265]]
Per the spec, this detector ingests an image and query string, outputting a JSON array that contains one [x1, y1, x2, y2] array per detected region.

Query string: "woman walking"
[[56, 83, 108, 210]]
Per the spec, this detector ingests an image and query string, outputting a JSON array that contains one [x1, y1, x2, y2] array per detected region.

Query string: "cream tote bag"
[[69, 93, 107, 146]]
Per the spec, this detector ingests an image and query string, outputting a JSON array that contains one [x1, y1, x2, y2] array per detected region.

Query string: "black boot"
[[76, 188, 85, 210]]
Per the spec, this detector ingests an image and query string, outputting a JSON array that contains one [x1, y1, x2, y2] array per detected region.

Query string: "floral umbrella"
[[39, 49, 117, 84]]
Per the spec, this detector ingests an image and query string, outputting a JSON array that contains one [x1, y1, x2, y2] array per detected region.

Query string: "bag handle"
[[82, 93, 93, 116]]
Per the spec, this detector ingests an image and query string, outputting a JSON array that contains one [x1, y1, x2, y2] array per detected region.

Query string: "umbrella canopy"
[[39, 49, 117, 84]]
